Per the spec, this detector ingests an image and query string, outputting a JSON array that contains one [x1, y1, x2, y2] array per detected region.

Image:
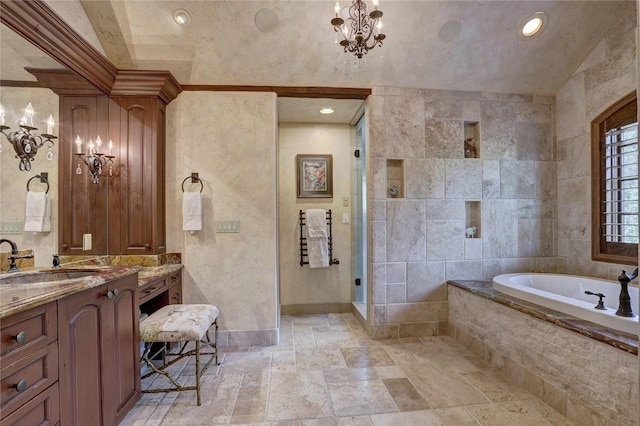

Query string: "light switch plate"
[[342, 196, 349, 207], [0, 221, 22, 235], [215, 220, 240, 233]]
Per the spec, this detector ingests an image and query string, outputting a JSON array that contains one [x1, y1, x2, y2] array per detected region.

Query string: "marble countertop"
[[448, 279, 638, 355], [0, 264, 183, 319]]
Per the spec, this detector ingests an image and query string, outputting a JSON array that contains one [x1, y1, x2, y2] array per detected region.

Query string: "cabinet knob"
[[172, 294, 180, 302], [11, 379, 27, 393], [104, 290, 114, 299], [11, 331, 26, 344], [62, 244, 68, 251], [145, 244, 151, 250], [112, 288, 119, 297]]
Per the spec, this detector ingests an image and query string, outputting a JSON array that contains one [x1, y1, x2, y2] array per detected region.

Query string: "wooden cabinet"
[[58, 95, 110, 256], [58, 274, 140, 426], [109, 97, 166, 255], [168, 270, 182, 305], [0, 303, 59, 425]]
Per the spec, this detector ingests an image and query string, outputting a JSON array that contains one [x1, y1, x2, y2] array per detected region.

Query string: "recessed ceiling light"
[[320, 108, 335, 115], [173, 9, 191, 26], [519, 12, 547, 38]]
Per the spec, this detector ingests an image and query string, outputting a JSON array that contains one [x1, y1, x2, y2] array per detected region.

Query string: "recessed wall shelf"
[[464, 121, 480, 159], [465, 201, 481, 238], [387, 159, 404, 198]]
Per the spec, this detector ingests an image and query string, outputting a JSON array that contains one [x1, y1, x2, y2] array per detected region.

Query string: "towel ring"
[[27, 174, 49, 194], [181, 176, 203, 193]]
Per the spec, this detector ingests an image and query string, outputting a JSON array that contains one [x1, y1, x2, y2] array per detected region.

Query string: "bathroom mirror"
[[0, 19, 109, 265]]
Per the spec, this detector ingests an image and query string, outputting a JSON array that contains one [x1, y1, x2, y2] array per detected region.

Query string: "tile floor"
[[119, 313, 575, 426]]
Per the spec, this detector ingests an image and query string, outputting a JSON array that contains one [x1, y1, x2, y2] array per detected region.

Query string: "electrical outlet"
[[342, 213, 349, 224], [83, 234, 92, 251]]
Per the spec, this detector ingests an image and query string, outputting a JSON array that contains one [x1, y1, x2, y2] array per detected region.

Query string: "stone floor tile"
[[327, 379, 398, 416], [314, 331, 362, 349], [434, 407, 480, 425], [341, 346, 396, 368], [230, 385, 269, 424], [296, 348, 348, 371], [382, 378, 430, 412], [266, 371, 333, 421], [220, 351, 273, 374], [369, 409, 445, 426], [460, 371, 516, 402], [323, 367, 378, 383]]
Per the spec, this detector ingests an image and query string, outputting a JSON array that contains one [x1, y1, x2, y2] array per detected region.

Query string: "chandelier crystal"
[[331, 0, 386, 59]]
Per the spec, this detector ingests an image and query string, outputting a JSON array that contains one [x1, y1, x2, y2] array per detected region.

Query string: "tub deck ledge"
[[447, 279, 638, 355]]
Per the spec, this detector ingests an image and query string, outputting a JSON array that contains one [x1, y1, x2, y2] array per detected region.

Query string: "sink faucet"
[[616, 268, 638, 317], [0, 239, 33, 273]]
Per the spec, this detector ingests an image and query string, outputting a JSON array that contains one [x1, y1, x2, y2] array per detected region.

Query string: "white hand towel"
[[42, 194, 51, 232], [306, 209, 329, 268], [182, 191, 202, 231], [306, 209, 327, 238], [24, 191, 47, 232]]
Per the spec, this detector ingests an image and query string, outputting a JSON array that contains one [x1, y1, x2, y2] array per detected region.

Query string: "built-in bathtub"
[[493, 273, 639, 335]]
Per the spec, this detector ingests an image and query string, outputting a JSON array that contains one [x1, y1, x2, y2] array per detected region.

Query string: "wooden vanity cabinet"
[[108, 96, 167, 255], [0, 302, 59, 425], [168, 270, 182, 305], [58, 274, 140, 426]]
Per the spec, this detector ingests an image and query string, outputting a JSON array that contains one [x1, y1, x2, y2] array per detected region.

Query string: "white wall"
[[278, 123, 353, 312], [0, 87, 59, 267], [166, 91, 279, 347]]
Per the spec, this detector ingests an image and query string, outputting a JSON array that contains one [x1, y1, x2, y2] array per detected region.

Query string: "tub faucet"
[[616, 269, 637, 317], [0, 239, 33, 273]]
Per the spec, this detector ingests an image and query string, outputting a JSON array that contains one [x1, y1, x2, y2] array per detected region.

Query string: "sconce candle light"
[[74, 135, 116, 184], [0, 103, 56, 171]]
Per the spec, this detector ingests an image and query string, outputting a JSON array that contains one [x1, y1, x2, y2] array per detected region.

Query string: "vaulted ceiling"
[[75, 0, 633, 95], [1, 1, 635, 123]]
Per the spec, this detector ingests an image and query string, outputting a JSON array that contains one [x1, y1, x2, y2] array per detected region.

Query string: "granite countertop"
[[137, 264, 184, 286], [0, 263, 183, 319], [448, 279, 638, 355]]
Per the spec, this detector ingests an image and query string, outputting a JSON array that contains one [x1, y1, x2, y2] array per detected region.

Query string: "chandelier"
[[74, 136, 116, 184], [331, 0, 385, 59], [0, 103, 56, 171]]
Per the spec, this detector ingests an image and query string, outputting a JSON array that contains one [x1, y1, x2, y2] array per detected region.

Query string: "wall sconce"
[[0, 103, 56, 171], [74, 135, 115, 184]]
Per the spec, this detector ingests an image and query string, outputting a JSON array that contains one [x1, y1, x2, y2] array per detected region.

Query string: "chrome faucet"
[[0, 239, 33, 273], [616, 268, 638, 317]]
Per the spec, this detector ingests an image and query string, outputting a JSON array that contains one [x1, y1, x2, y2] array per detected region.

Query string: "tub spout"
[[615, 269, 637, 317]]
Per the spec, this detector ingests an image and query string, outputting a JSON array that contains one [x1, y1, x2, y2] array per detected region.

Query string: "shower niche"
[[465, 201, 481, 238], [464, 122, 480, 159], [387, 159, 403, 198]]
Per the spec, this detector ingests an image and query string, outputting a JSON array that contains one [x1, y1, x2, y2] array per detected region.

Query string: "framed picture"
[[296, 154, 333, 198]]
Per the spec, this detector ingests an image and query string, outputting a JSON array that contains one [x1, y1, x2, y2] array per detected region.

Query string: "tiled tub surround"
[[448, 280, 638, 425]]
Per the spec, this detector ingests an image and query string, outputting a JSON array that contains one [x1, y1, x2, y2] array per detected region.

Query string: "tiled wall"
[[367, 87, 559, 338], [555, 10, 638, 279], [449, 286, 638, 425]]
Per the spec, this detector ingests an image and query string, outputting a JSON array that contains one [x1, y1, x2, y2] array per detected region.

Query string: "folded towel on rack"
[[182, 191, 202, 232], [306, 209, 327, 238], [24, 191, 49, 232], [306, 209, 329, 268]]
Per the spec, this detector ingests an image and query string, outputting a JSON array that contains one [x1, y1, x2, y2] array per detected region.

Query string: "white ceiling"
[[2, 1, 635, 124]]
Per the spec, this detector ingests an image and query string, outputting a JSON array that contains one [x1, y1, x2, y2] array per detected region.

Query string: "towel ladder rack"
[[299, 209, 339, 266]]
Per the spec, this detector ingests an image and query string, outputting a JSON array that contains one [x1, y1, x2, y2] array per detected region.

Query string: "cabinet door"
[[107, 275, 141, 425], [58, 286, 109, 426], [168, 271, 182, 305], [110, 97, 166, 254], [59, 96, 109, 255]]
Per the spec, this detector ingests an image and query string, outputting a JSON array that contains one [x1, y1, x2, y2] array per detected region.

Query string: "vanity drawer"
[[0, 342, 58, 419], [0, 303, 57, 366], [139, 277, 168, 304], [0, 381, 59, 426], [168, 270, 181, 286]]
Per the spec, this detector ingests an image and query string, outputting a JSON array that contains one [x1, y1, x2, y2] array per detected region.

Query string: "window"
[[592, 93, 638, 264]]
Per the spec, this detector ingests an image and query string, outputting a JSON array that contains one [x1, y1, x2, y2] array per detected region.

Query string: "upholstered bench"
[[139, 304, 219, 405]]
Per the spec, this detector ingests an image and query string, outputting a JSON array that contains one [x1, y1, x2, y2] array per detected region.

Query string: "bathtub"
[[493, 273, 639, 335]]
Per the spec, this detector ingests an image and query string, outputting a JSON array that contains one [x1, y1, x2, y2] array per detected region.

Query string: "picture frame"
[[296, 154, 333, 198]]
